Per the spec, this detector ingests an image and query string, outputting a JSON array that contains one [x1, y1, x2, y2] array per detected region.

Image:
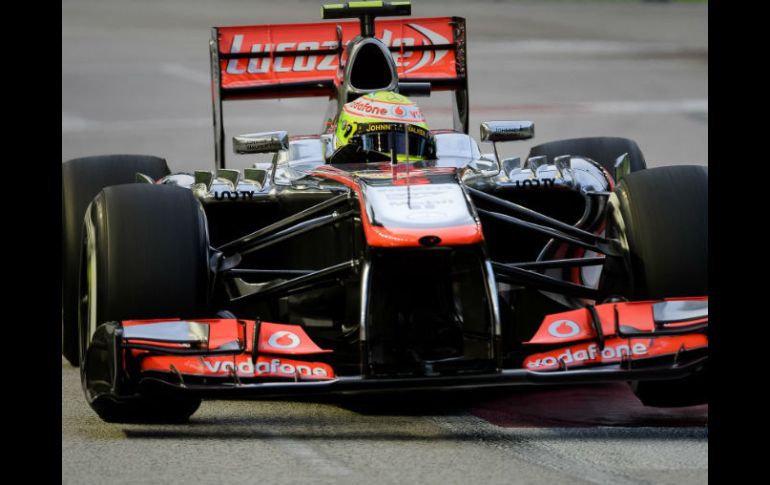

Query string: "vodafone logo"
[[267, 331, 301, 349], [547, 320, 581, 339], [348, 99, 389, 116], [202, 358, 330, 378], [526, 342, 649, 370]]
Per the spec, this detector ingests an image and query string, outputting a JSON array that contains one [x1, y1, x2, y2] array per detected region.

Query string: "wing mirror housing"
[[233, 131, 289, 154], [479, 121, 534, 175], [480, 121, 534, 142]]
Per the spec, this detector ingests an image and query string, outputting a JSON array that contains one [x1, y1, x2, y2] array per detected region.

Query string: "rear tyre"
[[528, 136, 647, 175], [62, 155, 170, 366], [603, 165, 708, 407], [80, 184, 209, 423]]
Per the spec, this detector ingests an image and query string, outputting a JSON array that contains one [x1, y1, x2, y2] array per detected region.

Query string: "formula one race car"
[[61, 1, 708, 423]]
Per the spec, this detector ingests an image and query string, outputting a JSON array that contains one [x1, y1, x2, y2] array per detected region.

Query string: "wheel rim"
[[79, 209, 99, 401]]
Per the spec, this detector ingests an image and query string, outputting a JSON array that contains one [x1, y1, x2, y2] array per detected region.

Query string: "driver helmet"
[[334, 91, 435, 162]]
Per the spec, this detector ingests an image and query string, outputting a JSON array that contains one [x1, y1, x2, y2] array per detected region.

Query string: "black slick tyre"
[[62, 155, 170, 366], [80, 184, 209, 423], [608, 165, 708, 300], [603, 165, 708, 407]]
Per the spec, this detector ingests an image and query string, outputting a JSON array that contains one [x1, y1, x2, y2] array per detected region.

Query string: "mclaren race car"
[[61, 1, 708, 423]]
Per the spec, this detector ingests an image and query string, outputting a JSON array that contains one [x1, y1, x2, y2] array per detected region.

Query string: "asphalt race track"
[[62, 1, 708, 483]]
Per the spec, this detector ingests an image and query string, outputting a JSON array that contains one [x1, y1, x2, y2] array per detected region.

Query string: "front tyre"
[[603, 165, 708, 407], [62, 155, 170, 366], [80, 184, 210, 423]]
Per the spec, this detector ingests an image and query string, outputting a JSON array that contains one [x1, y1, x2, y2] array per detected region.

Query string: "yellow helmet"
[[334, 91, 435, 162]]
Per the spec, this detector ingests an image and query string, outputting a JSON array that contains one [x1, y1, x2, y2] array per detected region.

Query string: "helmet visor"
[[354, 123, 433, 159]]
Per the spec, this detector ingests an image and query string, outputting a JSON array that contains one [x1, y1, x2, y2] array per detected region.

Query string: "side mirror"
[[614, 152, 631, 183], [233, 131, 289, 154], [480, 121, 534, 142], [320, 133, 334, 161], [480, 121, 534, 175]]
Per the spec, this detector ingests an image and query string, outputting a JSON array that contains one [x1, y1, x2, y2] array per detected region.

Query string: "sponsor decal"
[[526, 340, 649, 370], [401, 23, 450, 74], [547, 319, 581, 339], [241, 139, 280, 151], [226, 38, 338, 75], [267, 331, 301, 350], [365, 183, 475, 229], [344, 104, 426, 124], [200, 356, 332, 379], [257, 322, 332, 355], [218, 19, 458, 89], [523, 334, 708, 371], [526, 306, 610, 345], [213, 190, 256, 201], [510, 178, 555, 189], [349, 99, 389, 117], [364, 122, 397, 132], [355, 122, 428, 137]]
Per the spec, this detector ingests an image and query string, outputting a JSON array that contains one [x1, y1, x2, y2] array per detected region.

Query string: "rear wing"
[[210, 17, 468, 168]]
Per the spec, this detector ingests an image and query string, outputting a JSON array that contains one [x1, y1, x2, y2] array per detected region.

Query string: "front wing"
[[82, 298, 707, 402]]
